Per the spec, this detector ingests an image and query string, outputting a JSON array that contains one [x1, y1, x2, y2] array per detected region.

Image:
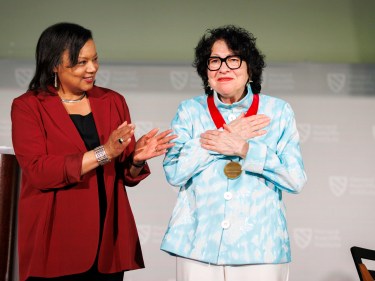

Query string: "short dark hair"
[[193, 25, 265, 95], [28, 22, 93, 93]]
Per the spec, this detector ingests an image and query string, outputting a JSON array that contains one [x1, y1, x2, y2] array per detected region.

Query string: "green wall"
[[0, 0, 374, 63]]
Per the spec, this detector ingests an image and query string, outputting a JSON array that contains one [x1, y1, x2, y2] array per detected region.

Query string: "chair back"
[[359, 264, 374, 281], [0, 153, 20, 281], [351, 246, 375, 281]]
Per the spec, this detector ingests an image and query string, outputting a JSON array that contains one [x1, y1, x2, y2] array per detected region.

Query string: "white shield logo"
[[329, 176, 348, 197], [297, 123, 311, 143], [95, 70, 110, 87], [15, 68, 34, 89], [293, 228, 312, 249], [137, 224, 151, 245], [327, 73, 346, 93], [170, 71, 188, 91], [134, 121, 154, 139]]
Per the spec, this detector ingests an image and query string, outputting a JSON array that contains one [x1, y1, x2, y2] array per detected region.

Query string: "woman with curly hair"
[[161, 25, 307, 281]]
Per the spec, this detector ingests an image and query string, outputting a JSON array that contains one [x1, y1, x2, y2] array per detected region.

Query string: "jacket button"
[[221, 220, 230, 229], [224, 192, 232, 200], [228, 114, 236, 121]]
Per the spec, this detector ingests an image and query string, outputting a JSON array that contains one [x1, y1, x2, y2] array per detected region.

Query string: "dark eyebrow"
[[78, 53, 98, 60]]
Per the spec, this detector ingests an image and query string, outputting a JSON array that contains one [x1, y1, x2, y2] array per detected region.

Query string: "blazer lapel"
[[39, 92, 87, 152], [88, 87, 112, 145]]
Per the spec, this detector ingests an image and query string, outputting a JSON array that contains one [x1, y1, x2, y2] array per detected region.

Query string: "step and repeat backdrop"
[[1, 60, 374, 281]]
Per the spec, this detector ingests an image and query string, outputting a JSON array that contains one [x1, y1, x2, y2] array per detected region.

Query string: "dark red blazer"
[[11, 86, 150, 281]]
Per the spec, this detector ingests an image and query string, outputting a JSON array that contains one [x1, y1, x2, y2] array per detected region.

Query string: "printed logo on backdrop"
[[293, 228, 312, 249], [327, 73, 346, 93], [263, 72, 295, 91], [349, 177, 375, 195], [314, 229, 342, 248], [297, 123, 311, 143], [137, 224, 165, 245], [110, 70, 139, 90], [170, 71, 189, 90], [293, 228, 342, 249], [329, 176, 375, 196], [15, 68, 34, 89], [133, 121, 154, 139], [296, 124, 340, 143], [349, 72, 375, 95], [95, 69, 110, 87], [329, 176, 348, 197], [170, 71, 202, 91], [134, 121, 170, 139], [309, 124, 340, 143]]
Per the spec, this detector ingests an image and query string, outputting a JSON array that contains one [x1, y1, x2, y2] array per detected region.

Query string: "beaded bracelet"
[[94, 145, 111, 166]]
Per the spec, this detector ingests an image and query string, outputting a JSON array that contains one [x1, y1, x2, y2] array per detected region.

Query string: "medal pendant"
[[224, 162, 242, 179]]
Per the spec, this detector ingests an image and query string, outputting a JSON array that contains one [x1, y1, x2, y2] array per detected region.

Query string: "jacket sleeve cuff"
[[64, 153, 85, 184], [242, 141, 267, 174], [124, 163, 151, 187]]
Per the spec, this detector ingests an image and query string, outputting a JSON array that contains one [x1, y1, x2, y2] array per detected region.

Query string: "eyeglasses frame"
[[207, 55, 243, 71]]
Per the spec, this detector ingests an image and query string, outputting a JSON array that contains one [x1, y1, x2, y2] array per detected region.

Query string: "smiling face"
[[207, 40, 249, 104], [55, 39, 99, 97]]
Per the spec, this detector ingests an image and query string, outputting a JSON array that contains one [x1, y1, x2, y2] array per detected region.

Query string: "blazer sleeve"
[[114, 93, 150, 186], [163, 101, 222, 187], [242, 102, 307, 193], [11, 97, 83, 190]]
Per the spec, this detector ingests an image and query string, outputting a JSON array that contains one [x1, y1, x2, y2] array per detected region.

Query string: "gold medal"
[[224, 161, 242, 179]]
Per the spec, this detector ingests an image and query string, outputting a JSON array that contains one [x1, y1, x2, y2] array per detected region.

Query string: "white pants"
[[176, 257, 289, 281]]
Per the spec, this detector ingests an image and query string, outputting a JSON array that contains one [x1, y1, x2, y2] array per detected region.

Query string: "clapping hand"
[[133, 128, 177, 163], [104, 121, 135, 160]]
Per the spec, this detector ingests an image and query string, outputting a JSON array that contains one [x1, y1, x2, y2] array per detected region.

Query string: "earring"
[[54, 73, 58, 88]]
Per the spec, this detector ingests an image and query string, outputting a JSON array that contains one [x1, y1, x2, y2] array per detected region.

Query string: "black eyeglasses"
[[207, 55, 243, 71]]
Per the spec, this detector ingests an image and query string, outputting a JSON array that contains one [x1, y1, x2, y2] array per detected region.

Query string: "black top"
[[70, 113, 107, 236], [67, 113, 122, 280], [70, 113, 101, 151]]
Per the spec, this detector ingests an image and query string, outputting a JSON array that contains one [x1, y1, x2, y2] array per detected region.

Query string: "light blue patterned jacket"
[[161, 86, 307, 265]]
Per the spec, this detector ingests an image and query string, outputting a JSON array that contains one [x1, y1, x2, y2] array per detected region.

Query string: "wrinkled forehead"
[[210, 39, 236, 55]]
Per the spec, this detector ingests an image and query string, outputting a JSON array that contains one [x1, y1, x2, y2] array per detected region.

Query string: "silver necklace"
[[61, 92, 86, 103]]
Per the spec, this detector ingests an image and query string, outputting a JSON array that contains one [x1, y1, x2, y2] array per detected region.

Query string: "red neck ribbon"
[[207, 93, 259, 129]]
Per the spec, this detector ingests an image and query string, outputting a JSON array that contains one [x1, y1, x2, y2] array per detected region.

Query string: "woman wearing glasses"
[[161, 25, 307, 281]]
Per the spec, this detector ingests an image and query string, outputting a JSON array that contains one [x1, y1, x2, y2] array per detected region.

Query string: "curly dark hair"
[[193, 25, 265, 95]]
